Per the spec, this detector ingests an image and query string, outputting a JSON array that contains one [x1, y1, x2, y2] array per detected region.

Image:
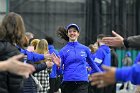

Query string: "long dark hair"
[[56, 26, 69, 42], [0, 12, 25, 48]]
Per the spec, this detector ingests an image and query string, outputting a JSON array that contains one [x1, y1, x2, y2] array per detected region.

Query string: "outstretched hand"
[[90, 65, 116, 88], [51, 53, 60, 67], [6, 54, 35, 78], [102, 31, 124, 47]]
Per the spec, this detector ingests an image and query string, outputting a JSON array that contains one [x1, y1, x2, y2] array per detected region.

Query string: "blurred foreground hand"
[[102, 31, 124, 47], [4, 54, 35, 78], [91, 65, 116, 88]]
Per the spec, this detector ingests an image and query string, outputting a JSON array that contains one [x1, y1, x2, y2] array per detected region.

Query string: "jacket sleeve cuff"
[[123, 38, 129, 48]]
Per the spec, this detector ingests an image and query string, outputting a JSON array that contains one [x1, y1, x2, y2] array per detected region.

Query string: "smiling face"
[[67, 27, 80, 42]]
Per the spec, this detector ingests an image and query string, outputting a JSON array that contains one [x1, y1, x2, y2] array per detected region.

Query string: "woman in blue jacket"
[[57, 23, 101, 93], [89, 34, 111, 93]]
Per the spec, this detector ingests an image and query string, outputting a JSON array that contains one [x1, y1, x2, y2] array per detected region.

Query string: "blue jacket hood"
[[48, 45, 54, 50], [100, 45, 110, 54]]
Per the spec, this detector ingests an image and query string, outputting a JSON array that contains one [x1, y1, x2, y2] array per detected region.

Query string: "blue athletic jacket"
[[59, 42, 101, 81], [48, 45, 59, 78], [90, 45, 111, 73], [116, 63, 140, 85]]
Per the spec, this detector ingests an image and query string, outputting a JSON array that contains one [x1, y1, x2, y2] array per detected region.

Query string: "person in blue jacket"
[[91, 34, 111, 73], [45, 35, 60, 93], [91, 31, 140, 88], [57, 23, 101, 93], [89, 34, 111, 93], [122, 51, 132, 67]]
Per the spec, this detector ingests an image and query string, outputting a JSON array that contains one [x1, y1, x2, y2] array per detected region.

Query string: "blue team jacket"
[[48, 45, 59, 78], [59, 42, 101, 81], [90, 45, 111, 73]]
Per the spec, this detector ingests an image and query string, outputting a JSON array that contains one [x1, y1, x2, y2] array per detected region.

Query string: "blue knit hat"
[[126, 51, 131, 57], [66, 23, 80, 32]]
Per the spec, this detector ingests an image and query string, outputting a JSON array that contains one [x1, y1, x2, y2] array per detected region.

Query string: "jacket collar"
[[48, 45, 54, 49], [67, 41, 79, 46]]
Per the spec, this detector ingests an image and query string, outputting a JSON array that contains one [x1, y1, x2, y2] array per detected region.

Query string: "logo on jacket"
[[81, 51, 86, 56], [94, 58, 103, 64]]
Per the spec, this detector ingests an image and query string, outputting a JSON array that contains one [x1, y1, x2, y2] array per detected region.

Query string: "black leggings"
[[48, 78, 56, 93], [61, 81, 88, 93]]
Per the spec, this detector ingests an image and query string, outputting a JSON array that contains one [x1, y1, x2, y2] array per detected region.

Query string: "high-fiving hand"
[[5, 54, 35, 78], [91, 65, 116, 88], [51, 53, 60, 67], [102, 31, 124, 47]]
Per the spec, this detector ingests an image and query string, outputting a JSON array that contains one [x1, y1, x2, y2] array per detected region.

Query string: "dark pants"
[[88, 83, 116, 93], [104, 84, 116, 93], [54, 76, 62, 92], [88, 85, 104, 93], [48, 76, 62, 93], [48, 78, 56, 93], [61, 81, 88, 93]]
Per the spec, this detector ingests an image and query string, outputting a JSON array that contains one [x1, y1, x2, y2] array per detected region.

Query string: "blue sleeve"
[[134, 53, 140, 64], [116, 64, 140, 85], [59, 50, 64, 68], [86, 48, 102, 72], [57, 67, 63, 76], [58, 50, 64, 75], [49, 49, 59, 57], [20, 48, 45, 62]]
